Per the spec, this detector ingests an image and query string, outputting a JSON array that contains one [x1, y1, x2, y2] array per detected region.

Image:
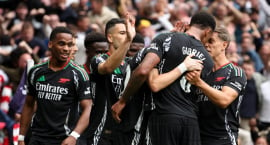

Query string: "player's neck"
[[49, 58, 70, 71], [213, 56, 230, 71], [185, 27, 202, 41]]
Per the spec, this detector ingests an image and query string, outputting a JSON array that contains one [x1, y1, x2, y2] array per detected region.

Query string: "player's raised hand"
[[124, 12, 136, 42]]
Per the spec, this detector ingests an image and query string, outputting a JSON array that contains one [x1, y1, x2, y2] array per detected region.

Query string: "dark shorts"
[[111, 129, 135, 145], [112, 111, 152, 145], [148, 112, 201, 145], [28, 137, 62, 145], [87, 130, 113, 145], [201, 137, 238, 145], [28, 135, 66, 145]]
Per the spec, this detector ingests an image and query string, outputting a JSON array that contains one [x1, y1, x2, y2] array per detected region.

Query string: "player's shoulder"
[[30, 60, 48, 72], [228, 63, 245, 77]]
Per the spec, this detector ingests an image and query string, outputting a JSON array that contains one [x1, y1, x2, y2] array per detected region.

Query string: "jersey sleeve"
[[224, 67, 247, 93], [75, 68, 92, 100], [128, 33, 170, 70], [128, 47, 148, 70], [27, 67, 37, 97], [144, 33, 168, 59], [90, 54, 106, 75]]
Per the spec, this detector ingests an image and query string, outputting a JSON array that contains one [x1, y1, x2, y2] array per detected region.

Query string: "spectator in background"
[[169, 2, 191, 27], [74, 14, 92, 64], [136, 19, 156, 47], [88, 0, 120, 33], [239, 60, 266, 145], [0, 35, 16, 64], [259, 42, 270, 79], [208, 0, 243, 27], [42, 13, 67, 39], [257, 78, 270, 134], [70, 0, 90, 16], [241, 32, 264, 72], [16, 21, 47, 58], [7, 2, 29, 36], [235, 12, 263, 50], [226, 40, 241, 65], [259, 0, 270, 31], [240, 60, 266, 130], [49, 0, 78, 25], [255, 135, 269, 145], [0, 48, 32, 93]]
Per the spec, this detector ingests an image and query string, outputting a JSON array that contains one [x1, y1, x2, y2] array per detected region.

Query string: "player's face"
[[107, 23, 127, 49], [70, 38, 78, 60], [201, 29, 213, 46], [49, 33, 74, 62], [94, 42, 109, 54], [242, 63, 255, 80], [127, 42, 144, 57], [204, 32, 224, 58]]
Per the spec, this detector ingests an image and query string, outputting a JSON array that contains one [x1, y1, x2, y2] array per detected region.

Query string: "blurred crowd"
[[0, 0, 270, 145]]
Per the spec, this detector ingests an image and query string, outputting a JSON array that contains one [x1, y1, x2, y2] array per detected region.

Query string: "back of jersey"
[[153, 32, 214, 119]]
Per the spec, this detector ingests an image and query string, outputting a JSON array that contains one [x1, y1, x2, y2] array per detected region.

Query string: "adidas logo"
[[37, 75, 45, 82]]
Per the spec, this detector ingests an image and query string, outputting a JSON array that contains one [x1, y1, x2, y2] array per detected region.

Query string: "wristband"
[[18, 135, 25, 141], [177, 63, 187, 73], [69, 131, 80, 140]]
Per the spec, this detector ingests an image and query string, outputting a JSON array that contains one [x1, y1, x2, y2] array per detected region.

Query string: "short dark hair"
[[76, 14, 88, 23], [105, 18, 125, 38], [49, 26, 74, 41], [84, 32, 106, 49], [132, 33, 144, 44], [242, 59, 255, 67], [190, 11, 216, 31]]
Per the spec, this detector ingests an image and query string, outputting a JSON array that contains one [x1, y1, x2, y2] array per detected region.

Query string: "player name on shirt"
[[182, 46, 206, 61]]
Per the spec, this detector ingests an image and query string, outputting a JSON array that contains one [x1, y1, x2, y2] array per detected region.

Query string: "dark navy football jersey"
[[144, 32, 214, 119], [197, 63, 246, 144], [27, 60, 91, 139]]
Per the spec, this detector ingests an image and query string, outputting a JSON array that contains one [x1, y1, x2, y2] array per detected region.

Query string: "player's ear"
[[107, 34, 113, 43]]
